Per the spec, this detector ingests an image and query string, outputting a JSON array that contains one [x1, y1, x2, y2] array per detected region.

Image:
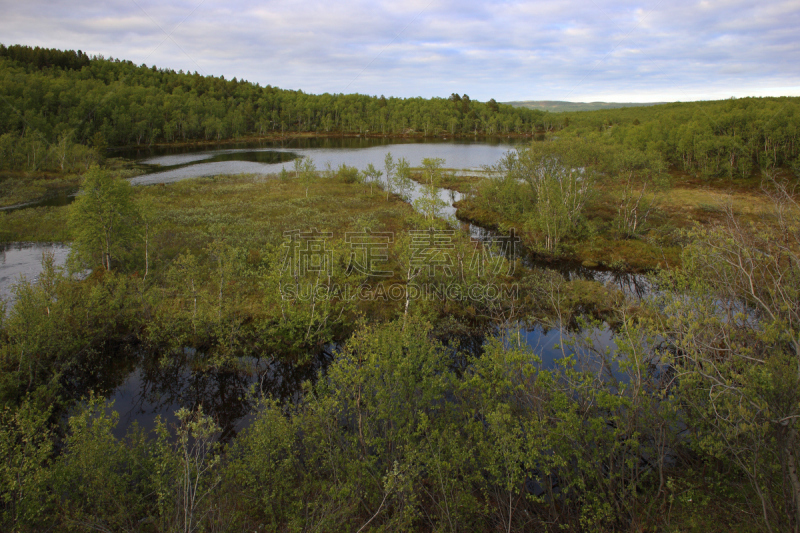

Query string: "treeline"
[[0, 130, 102, 173], [0, 44, 91, 71], [558, 97, 800, 178], [0, 44, 544, 165], [3, 44, 798, 180]]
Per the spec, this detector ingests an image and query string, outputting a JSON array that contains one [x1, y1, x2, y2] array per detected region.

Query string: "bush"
[[335, 163, 361, 184]]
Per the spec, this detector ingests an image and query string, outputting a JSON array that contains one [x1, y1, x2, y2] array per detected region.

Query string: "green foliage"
[[412, 157, 449, 221], [653, 191, 800, 531], [392, 156, 414, 201], [335, 163, 362, 184], [611, 147, 670, 237], [225, 399, 299, 528], [557, 97, 800, 178], [0, 252, 140, 410], [300, 157, 317, 197], [173, 406, 222, 532], [481, 138, 595, 252], [0, 398, 54, 528], [0, 44, 90, 70], [0, 130, 99, 173], [384, 151, 396, 200], [68, 167, 138, 270], [1, 397, 227, 533], [0, 45, 544, 159], [50, 399, 172, 532], [257, 236, 365, 361], [3, 94, 799, 531], [0, 172, 82, 209], [362, 162, 382, 196], [0, 205, 71, 243]]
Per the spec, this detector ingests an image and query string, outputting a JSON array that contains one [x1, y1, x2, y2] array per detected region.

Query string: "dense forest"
[[558, 98, 800, 178], [1, 44, 800, 532], [0, 44, 543, 165], [2, 44, 799, 183]]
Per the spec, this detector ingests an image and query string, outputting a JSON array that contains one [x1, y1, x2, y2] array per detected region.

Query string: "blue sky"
[[1, 0, 798, 102]]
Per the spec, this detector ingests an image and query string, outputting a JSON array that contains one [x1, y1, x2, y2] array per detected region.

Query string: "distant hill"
[[504, 100, 667, 112]]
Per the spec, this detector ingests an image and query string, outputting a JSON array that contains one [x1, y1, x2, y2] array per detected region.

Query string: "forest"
[[0, 44, 542, 159], [1, 45, 800, 532]]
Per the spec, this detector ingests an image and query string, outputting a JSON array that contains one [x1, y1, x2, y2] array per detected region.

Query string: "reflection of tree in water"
[[128, 347, 333, 441], [471, 226, 653, 299], [135, 350, 253, 440], [256, 349, 332, 405], [60, 341, 139, 402]]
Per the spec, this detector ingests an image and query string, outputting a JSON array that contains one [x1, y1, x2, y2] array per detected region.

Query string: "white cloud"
[[0, 0, 798, 101]]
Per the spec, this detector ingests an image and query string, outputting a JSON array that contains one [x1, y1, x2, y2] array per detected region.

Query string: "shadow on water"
[[137, 149, 299, 175], [0, 189, 78, 212]]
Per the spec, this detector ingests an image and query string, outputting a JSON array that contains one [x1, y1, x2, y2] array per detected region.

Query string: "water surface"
[[0, 242, 70, 303], [131, 139, 522, 185]]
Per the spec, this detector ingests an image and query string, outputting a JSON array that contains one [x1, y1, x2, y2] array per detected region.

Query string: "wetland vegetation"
[[1, 44, 800, 532]]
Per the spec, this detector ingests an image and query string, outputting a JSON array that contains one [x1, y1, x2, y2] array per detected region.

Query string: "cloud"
[[1, 0, 798, 101]]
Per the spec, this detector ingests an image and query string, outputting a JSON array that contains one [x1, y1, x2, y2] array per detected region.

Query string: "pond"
[[105, 348, 334, 441], [104, 322, 628, 441]]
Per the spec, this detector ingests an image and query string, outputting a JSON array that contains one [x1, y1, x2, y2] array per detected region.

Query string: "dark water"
[[2, 244, 637, 440], [100, 321, 627, 440], [106, 347, 333, 441], [0, 189, 78, 212]]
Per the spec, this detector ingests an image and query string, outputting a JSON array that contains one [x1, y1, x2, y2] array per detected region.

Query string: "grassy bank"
[[0, 205, 71, 242], [451, 164, 797, 271], [0, 171, 81, 209]]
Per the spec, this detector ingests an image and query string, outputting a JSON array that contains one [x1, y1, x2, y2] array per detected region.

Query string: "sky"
[[1, 0, 799, 103]]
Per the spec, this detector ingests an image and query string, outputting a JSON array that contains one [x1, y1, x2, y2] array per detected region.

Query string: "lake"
[[129, 137, 523, 185]]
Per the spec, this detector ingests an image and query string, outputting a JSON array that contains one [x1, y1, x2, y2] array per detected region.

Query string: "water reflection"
[[108, 347, 333, 441], [116, 136, 529, 161], [468, 225, 652, 297], [137, 149, 298, 172], [93, 313, 651, 440], [437, 318, 630, 384], [0, 190, 77, 212], [130, 140, 522, 185]]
